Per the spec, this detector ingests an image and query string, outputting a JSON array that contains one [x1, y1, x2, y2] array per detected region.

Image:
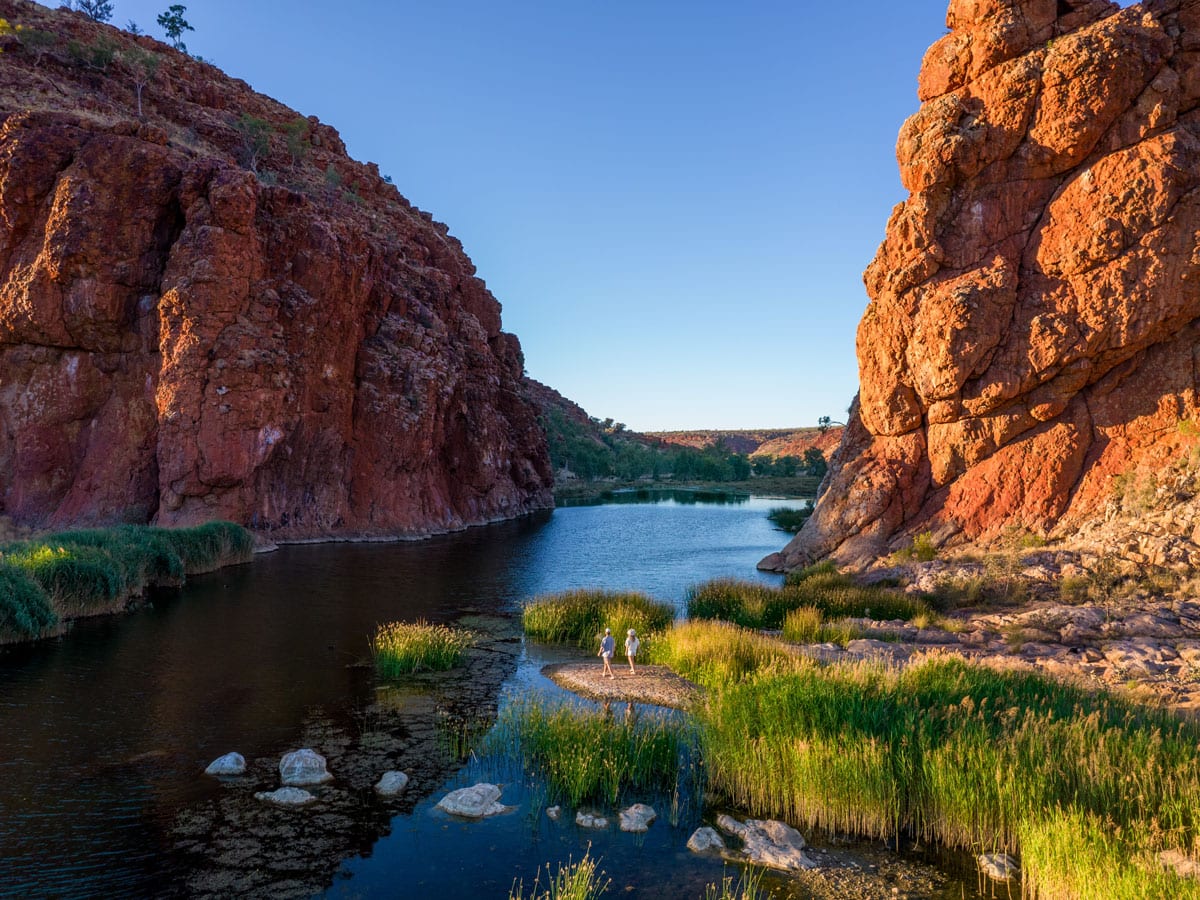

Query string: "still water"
[[0, 494, 982, 898]]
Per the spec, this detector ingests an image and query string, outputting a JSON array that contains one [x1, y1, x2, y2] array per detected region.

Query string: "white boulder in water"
[[618, 803, 657, 833], [687, 826, 726, 854], [255, 787, 316, 806], [279, 749, 333, 786], [374, 771, 409, 796], [575, 810, 608, 829], [204, 752, 246, 776], [435, 783, 511, 818], [978, 853, 1019, 881], [716, 814, 817, 871]]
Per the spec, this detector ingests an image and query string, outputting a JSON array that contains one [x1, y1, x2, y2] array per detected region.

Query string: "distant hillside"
[[522, 380, 824, 486], [646, 428, 844, 458]]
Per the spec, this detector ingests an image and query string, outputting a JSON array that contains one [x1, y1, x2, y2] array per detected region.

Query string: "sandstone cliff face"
[[0, 2, 552, 538], [766, 0, 1200, 570]]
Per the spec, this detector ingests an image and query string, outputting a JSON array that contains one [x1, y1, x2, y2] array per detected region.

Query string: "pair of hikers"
[[598, 627, 639, 678]]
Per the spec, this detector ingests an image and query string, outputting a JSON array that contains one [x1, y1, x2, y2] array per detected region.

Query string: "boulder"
[[575, 811, 608, 829], [546, 805, 561, 821], [686, 826, 726, 854], [716, 814, 818, 871], [374, 771, 409, 796], [279, 749, 333, 786], [254, 787, 316, 807], [203, 752, 246, 776], [618, 803, 657, 833], [978, 852, 1019, 882], [435, 783, 511, 818]]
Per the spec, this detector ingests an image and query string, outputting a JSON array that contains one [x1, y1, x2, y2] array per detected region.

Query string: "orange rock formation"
[[766, 0, 1200, 569], [0, 3, 552, 538]]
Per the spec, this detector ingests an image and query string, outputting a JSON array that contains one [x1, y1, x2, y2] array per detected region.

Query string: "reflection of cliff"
[[0, 1, 552, 538], [767, 0, 1200, 569]]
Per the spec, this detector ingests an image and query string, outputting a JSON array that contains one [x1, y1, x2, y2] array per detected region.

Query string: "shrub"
[[766, 504, 812, 533], [522, 589, 674, 647], [372, 620, 473, 676]]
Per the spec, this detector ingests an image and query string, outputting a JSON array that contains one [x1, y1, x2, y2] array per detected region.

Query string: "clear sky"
[[53, 0, 958, 429]]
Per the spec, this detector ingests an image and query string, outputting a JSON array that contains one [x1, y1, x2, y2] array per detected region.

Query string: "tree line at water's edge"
[[539, 407, 827, 485]]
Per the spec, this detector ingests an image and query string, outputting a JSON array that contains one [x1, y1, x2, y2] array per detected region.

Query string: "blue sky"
[[57, 1, 957, 429]]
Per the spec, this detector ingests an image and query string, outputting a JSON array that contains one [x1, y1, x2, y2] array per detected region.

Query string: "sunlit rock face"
[[0, 1, 552, 538], [766, 0, 1200, 569]]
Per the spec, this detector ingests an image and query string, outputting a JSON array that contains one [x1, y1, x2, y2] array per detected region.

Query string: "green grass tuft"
[[686, 570, 927, 630], [509, 850, 611, 900], [522, 589, 675, 647], [0, 564, 58, 637], [0, 521, 253, 639], [372, 620, 474, 676], [490, 699, 693, 806]]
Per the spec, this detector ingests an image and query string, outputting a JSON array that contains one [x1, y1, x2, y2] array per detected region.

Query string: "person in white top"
[[625, 628, 640, 675]]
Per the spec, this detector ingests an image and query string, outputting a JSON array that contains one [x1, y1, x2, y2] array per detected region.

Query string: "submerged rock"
[[204, 752, 246, 776], [686, 826, 726, 854], [374, 771, 409, 796], [280, 749, 333, 786], [575, 811, 608, 829], [546, 806, 561, 821], [254, 787, 316, 807], [618, 803, 657, 833], [717, 814, 818, 871], [978, 853, 1019, 882], [435, 783, 511, 818]]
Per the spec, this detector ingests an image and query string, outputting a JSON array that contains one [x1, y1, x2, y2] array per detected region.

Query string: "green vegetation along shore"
[[521, 573, 1200, 900], [0, 522, 254, 643]]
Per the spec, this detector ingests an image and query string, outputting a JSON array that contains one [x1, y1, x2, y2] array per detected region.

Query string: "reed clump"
[[780, 606, 868, 647], [490, 699, 692, 806], [509, 850, 610, 900], [640, 619, 800, 687], [372, 620, 474, 677], [688, 642, 1200, 897], [686, 567, 928, 630], [522, 589, 674, 646], [0, 522, 254, 640]]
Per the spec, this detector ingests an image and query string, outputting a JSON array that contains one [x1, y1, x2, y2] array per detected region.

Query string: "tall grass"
[[509, 850, 610, 900], [686, 571, 927, 630], [640, 619, 799, 688], [522, 589, 674, 646], [1019, 809, 1198, 900], [681, 635, 1200, 898], [372, 620, 474, 676], [703, 867, 765, 900], [781, 606, 867, 647], [0, 522, 254, 639], [489, 699, 693, 806]]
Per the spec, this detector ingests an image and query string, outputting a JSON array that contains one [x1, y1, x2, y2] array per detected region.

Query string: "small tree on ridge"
[[75, 1, 115, 23], [157, 4, 193, 52]]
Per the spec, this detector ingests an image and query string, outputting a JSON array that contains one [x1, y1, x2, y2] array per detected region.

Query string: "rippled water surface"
[[0, 495, 983, 899]]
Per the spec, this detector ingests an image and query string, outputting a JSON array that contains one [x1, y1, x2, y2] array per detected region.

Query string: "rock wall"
[[766, 0, 1200, 569], [0, 2, 552, 538]]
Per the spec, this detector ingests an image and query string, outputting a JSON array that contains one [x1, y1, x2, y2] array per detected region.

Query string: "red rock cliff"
[[0, 3, 553, 538], [766, 0, 1200, 570]]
